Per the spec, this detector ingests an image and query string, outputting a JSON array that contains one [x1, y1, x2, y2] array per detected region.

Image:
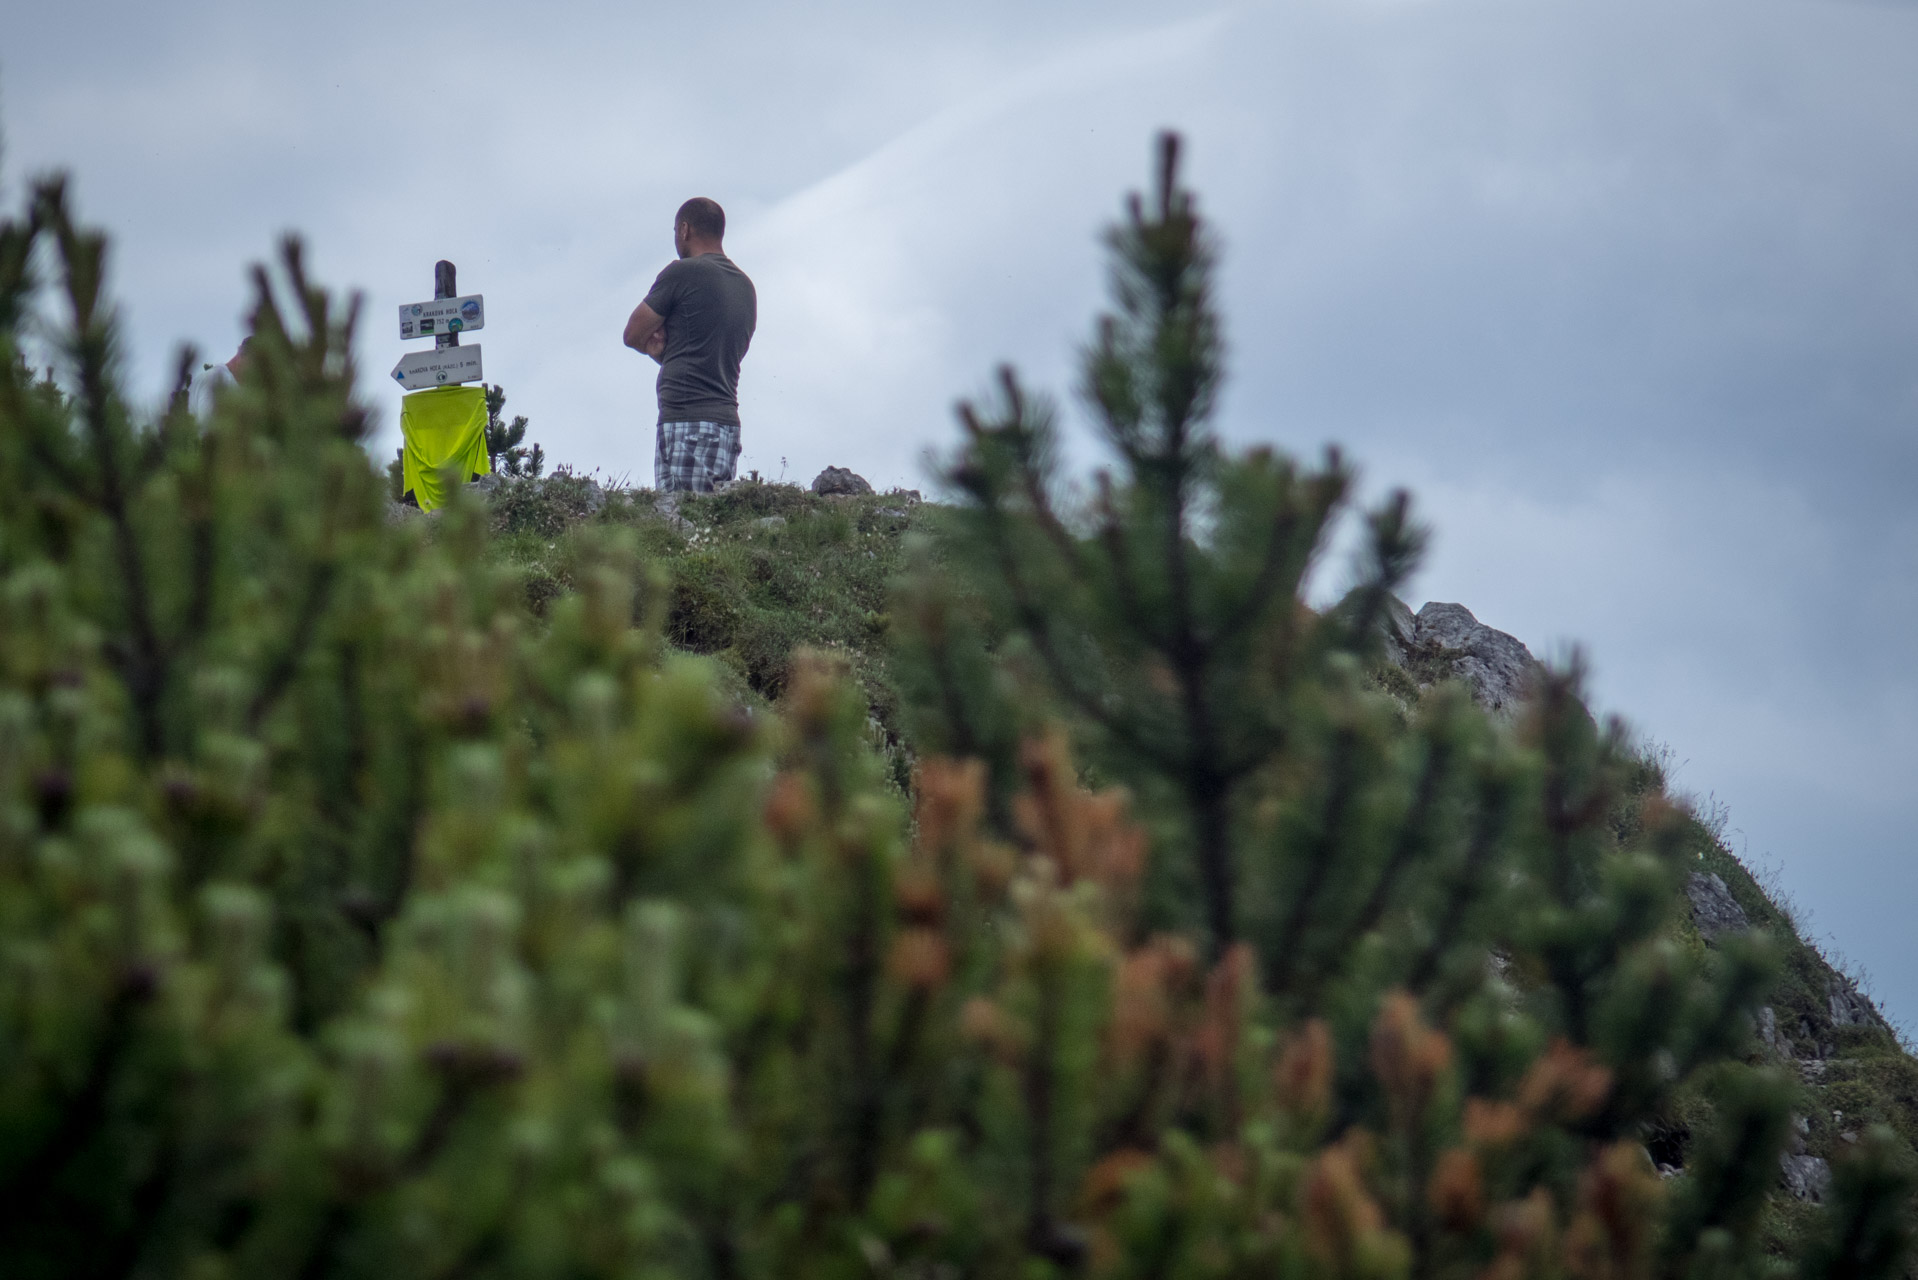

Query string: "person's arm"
[[623, 301, 665, 353]]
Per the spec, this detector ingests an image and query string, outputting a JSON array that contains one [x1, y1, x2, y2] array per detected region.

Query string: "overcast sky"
[[8, 0, 1917, 1026]]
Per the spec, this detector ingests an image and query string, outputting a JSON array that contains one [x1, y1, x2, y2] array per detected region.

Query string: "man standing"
[[623, 197, 757, 493]]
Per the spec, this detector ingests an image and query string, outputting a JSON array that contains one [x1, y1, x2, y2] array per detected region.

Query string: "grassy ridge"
[[477, 474, 926, 783]]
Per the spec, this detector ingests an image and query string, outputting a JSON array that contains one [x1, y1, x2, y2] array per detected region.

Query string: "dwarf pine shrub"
[[0, 143, 1909, 1280]]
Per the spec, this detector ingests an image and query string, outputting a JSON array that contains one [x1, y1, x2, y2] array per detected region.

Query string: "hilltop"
[[425, 469, 926, 780]]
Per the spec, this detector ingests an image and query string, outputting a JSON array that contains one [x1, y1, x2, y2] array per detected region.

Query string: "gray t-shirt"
[[643, 252, 756, 426]]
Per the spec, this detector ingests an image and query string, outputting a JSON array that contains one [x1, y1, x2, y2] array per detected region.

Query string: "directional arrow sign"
[[398, 294, 485, 340], [391, 345, 483, 391]]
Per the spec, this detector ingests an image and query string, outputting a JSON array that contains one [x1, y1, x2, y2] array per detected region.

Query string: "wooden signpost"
[[391, 259, 484, 388], [393, 259, 493, 509]]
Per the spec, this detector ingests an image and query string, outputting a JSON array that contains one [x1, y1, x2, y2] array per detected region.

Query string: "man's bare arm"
[[623, 302, 665, 353]]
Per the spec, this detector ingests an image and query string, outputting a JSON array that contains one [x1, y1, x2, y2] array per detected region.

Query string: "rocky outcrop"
[[812, 466, 874, 496], [1829, 973, 1886, 1032], [1756, 1006, 1790, 1058], [1382, 600, 1542, 719], [1412, 603, 1540, 716], [1685, 872, 1750, 941], [1382, 596, 1418, 668], [1675, 870, 1904, 1202], [1781, 1152, 1831, 1203], [1375, 597, 1915, 1207]]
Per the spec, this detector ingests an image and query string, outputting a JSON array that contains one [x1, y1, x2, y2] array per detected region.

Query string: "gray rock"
[[650, 492, 691, 532], [1410, 602, 1541, 716], [1757, 1006, 1790, 1058], [1686, 872, 1751, 941], [538, 473, 608, 513], [1829, 974, 1886, 1031], [1781, 1153, 1830, 1203], [754, 516, 787, 531], [1382, 595, 1418, 667], [812, 466, 874, 496], [471, 473, 503, 494]]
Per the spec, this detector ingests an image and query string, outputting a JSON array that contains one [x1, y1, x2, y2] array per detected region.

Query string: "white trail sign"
[[399, 294, 485, 340], [391, 345, 483, 391]]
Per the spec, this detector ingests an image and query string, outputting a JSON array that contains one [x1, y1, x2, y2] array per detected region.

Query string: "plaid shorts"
[[655, 420, 741, 493]]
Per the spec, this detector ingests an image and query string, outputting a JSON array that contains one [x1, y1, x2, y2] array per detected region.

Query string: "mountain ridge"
[[463, 468, 1917, 1241]]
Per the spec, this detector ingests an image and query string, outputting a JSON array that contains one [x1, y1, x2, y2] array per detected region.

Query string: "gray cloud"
[[8, 0, 1917, 1022]]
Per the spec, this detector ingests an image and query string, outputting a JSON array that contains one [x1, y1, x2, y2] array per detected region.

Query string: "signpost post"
[[434, 259, 458, 349]]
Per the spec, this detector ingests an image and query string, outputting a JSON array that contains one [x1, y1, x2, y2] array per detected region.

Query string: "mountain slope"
[[457, 471, 1918, 1248], [1380, 598, 1918, 1243]]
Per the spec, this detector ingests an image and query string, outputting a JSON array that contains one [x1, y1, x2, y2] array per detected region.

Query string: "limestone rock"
[[1685, 872, 1750, 941], [1386, 602, 1541, 717], [1790, 1113, 1811, 1155], [812, 466, 873, 496], [1828, 974, 1886, 1031], [650, 492, 691, 532], [1781, 1153, 1831, 1203], [1382, 595, 1418, 667], [1756, 1006, 1790, 1058]]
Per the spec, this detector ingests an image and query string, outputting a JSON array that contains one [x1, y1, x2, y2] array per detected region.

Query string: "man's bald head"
[[674, 198, 726, 258]]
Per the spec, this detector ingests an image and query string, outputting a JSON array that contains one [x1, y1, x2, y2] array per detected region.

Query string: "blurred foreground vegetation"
[[1, 141, 1913, 1280]]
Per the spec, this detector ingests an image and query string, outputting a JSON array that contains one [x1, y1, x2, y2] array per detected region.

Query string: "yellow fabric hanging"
[[400, 385, 490, 512]]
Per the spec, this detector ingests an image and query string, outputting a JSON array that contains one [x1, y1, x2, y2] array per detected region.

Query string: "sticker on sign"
[[398, 294, 484, 340], [391, 345, 483, 391]]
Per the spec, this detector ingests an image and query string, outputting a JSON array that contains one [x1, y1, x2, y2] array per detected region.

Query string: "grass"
[[475, 473, 925, 785]]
